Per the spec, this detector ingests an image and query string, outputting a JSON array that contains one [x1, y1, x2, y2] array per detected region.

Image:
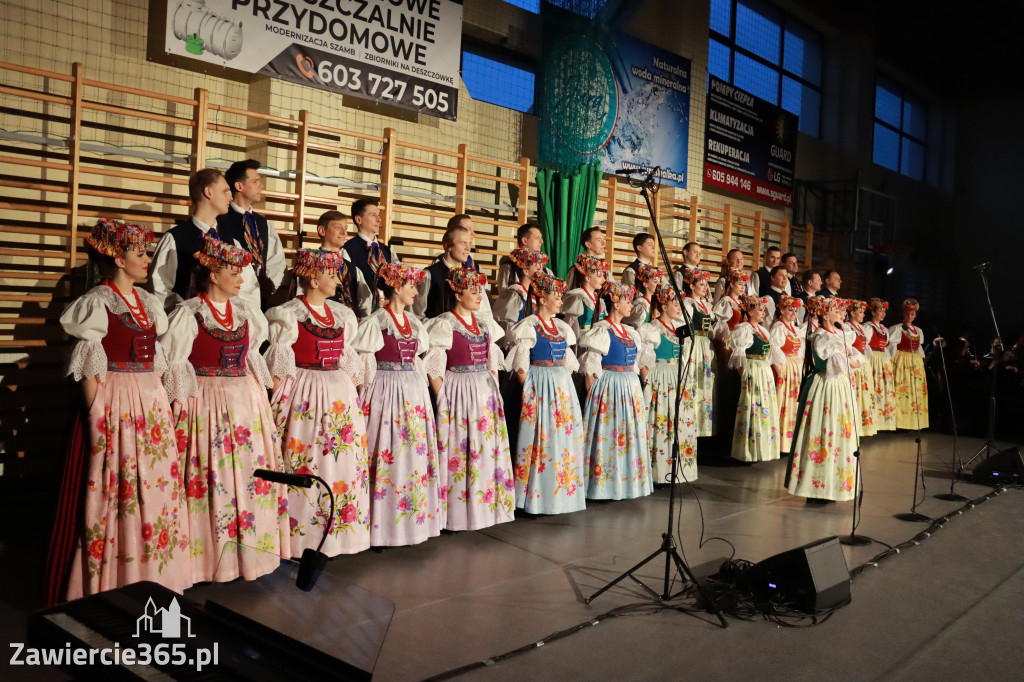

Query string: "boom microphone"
[[972, 262, 991, 271]]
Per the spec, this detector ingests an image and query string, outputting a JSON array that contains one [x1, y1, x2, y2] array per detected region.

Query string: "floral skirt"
[[688, 335, 717, 436], [437, 369, 514, 531], [869, 350, 898, 431], [731, 358, 781, 462], [66, 371, 191, 600], [787, 373, 859, 501], [583, 370, 652, 500], [893, 350, 929, 429], [644, 360, 698, 484], [273, 368, 370, 556], [515, 365, 586, 514], [851, 363, 878, 438], [360, 368, 443, 546], [178, 374, 289, 583], [777, 354, 804, 453]]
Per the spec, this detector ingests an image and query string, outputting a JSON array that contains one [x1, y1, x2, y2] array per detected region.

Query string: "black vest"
[[756, 267, 772, 296], [343, 236, 394, 293], [625, 259, 641, 280], [167, 218, 209, 301], [217, 208, 272, 308], [424, 259, 455, 319]]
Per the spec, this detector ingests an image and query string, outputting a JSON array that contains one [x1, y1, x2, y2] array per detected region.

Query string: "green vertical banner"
[[536, 163, 602, 279]]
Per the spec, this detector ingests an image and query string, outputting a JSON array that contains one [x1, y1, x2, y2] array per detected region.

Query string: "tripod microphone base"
[[934, 492, 969, 502], [838, 533, 872, 546], [895, 511, 932, 523]]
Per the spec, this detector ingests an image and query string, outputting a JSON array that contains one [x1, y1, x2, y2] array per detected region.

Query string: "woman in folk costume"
[[887, 298, 929, 429], [638, 283, 698, 484], [681, 268, 717, 436], [506, 273, 587, 515], [424, 266, 514, 531], [492, 247, 548, 344], [161, 236, 287, 582], [49, 219, 190, 602], [578, 282, 652, 500], [264, 249, 369, 556], [729, 295, 783, 462], [866, 298, 898, 431], [787, 297, 863, 503], [353, 262, 444, 545], [769, 295, 806, 454], [844, 300, 878, 438], [625, 262, 663, 327], [560, 253, 608, 338], [712, 269, 749, 342]]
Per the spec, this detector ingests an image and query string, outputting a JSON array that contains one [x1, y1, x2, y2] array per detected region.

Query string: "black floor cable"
[[421, 484, 1019, 681]]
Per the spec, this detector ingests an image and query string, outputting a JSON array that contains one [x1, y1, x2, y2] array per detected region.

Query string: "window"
[[873, 78, 927, 181], [499, 0, 540, 13], [708, 0, 822, 137], [461, 49, 536, 114]]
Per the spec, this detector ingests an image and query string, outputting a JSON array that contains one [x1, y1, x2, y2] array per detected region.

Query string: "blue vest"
[[602, 328, 637, 370], [530, 324, 567, 367]]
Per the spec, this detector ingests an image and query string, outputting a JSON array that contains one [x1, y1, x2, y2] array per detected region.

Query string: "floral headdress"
[[738, 294, 766, 313], [447, 266, 488, 294], [849, 299, 868, 314], [293, 248, 344, 278], [825, 297, 851, 314], [529, 272, 567, 298], [869, 297, 889, 311], [510, 247, 549, 269], [653, 283, 678, 305], [778, 294, 803, 311], [805, 296, 827, 317], [727, 268, 751, 285], [194, 235, 252, 271], [636, 263, 666, 286], [86, 218, 153, 257], [902, 298, 920, 312], [377, 262, 426, 288], [574, 253, 609, 276], [599, 281, 637, 304], [683, 267, 711, 285]]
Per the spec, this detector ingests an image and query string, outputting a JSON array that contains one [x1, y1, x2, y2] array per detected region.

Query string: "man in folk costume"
[[566, 227, 613, 290], [751, 246, 785, 297], [215, 159, 286, 311], [782, 252, 803, 299], [153, 168, 259, 312], [496, 223, 552, 293], [415, 223, 495, 321], [672, 241, 703, 293], [343, 197, 401, 318], [818, 270, 842, 298], [763, 266, 790, 322], [621, 232, 658, 288]]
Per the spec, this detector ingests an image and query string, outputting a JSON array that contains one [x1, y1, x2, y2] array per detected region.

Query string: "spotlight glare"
[[886, 267, 894, 275]]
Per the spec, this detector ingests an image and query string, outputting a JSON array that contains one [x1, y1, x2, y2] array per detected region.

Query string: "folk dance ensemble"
[[424, 266, 515, 531], [638, 284, 699, 484], [353, 263, 445, 545], [506, 273, 587, 515], [578, 283, 652, 500], [264, 249, 371, 556], [161, 236, 288, 583], [51, 220, 192, 600]]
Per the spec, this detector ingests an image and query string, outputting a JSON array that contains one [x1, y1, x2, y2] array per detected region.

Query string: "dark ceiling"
[[796, 0, 1024, 100]]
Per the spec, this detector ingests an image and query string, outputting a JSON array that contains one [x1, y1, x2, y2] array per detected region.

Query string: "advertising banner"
[[702, 75, 798, 207], [165, 0, 462, 120]]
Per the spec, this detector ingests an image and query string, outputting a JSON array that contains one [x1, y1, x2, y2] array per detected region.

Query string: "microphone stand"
[[839, 319, 870, 546], [933, 329, 968, 502], [585, 168, 728, 628], [254, 468, 336, 591], [962, 263, 1003, 470], [894, 325, 932, 523]]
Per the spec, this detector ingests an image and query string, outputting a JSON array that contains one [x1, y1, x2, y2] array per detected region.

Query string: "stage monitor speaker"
[[736, 536, 851, 613], [972, 447, 1024, 485]]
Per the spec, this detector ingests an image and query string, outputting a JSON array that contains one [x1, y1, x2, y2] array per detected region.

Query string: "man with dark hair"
[[622, 232, 656, 288], [672, 241, 702, 292], [752, 246, 784, 296], [215, 159, 286, 310], [343, 197, 400, 317], [782, 251, 802, 299], [566, 226, 613, 289], [414, 224, 476, 319], [819, 270, 841, 298], [153, 168, 256, 311], [496, 222, 552, 292]]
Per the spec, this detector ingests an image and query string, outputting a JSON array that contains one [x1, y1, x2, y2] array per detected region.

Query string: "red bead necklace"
[[538, 315, 559, 336], [199, 292, 234, 329], [301, 295, 335, 327], [608, 319, 629, 340], [452, 310, 480, 335], [385, 305, 413, 339], [104, 280, 150, 329]]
